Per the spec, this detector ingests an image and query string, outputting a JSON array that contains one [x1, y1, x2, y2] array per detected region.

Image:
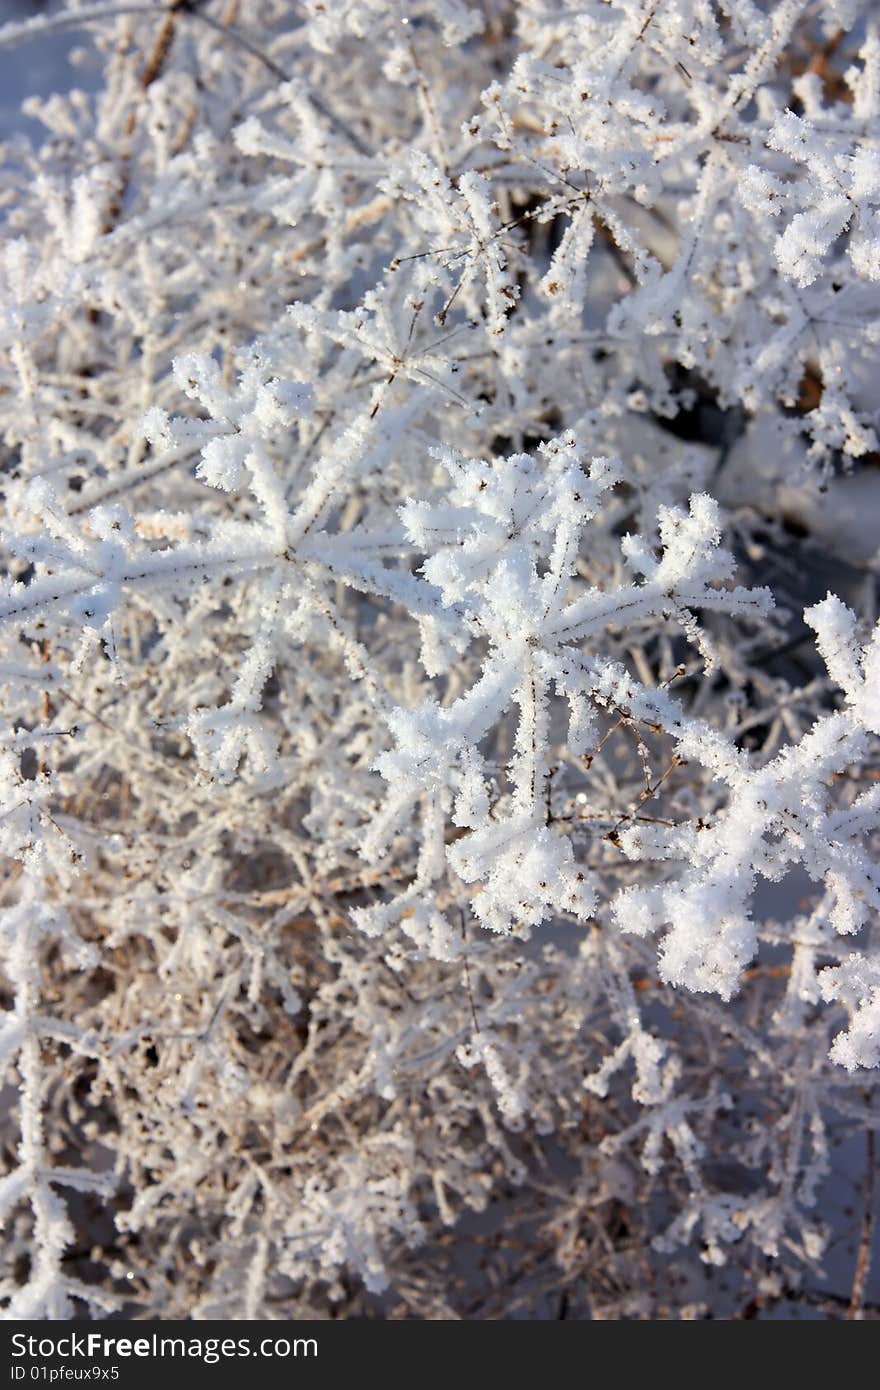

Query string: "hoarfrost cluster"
[[0, 0, 877, 1319]]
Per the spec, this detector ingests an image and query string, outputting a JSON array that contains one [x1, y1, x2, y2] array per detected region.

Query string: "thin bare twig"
[[849, 1126, 876, 1320]]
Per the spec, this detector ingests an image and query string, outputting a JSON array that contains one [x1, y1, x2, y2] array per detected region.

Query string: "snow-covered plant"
[[0, 0, 877, 1320]]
